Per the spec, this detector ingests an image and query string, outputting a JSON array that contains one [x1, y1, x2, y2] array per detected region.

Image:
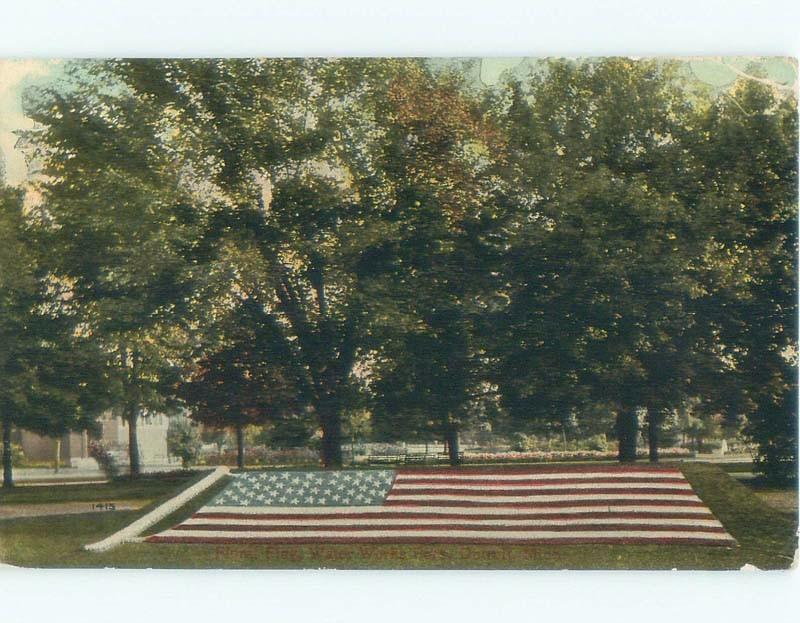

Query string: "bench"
[[365, 452, 465, 466]]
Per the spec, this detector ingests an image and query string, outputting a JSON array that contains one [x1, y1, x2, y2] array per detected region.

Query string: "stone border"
[[83, 466, 230, 552]]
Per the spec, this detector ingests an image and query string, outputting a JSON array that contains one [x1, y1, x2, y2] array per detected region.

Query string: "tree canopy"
[[1, 184, 110, 487], [6, 57, 796, 480]]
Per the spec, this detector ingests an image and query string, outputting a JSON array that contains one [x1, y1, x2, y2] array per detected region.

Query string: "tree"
[[176, 299, 304, 469], [96, 59, 505, 467], [200, 426, 230, 458], [685, 77, 797, 481], [23, 63, 204, 476], [341, 408, 372, 461], [0, 186, 33, 486], [261, 417, 317, 450], [364, 65, 503, 465], [18, 58, 796, 478], [490, 59, 723, 462], [371, 321, 471, 463], [1, 185, 109, 487]]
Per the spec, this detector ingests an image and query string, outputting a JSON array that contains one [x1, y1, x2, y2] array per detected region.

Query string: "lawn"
[[0, 471, 201, 505], [0, 463, 796, 570]]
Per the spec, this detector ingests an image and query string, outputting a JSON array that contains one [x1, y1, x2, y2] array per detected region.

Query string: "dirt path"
[[0, 500, 149, 520]]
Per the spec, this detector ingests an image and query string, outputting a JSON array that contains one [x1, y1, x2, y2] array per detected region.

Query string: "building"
[[16, 410, 172, 468], [15, 429, 91, 467]]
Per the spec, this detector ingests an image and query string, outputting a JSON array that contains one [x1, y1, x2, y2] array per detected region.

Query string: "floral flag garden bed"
[[146, 465, 736, 546]]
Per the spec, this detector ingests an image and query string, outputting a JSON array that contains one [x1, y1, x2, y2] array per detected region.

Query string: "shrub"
[[201, 446, 319, 467], [581, 434, 609, 452], [167, 417, 202, 469], [510, 433, 537, 452], [88, 440, 119, 479], [10, 443, 25, 465]]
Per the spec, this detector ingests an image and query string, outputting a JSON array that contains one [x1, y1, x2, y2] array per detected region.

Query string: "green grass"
[[718, 462, 757, 474], [0, 463, 796, 569], [738, 478, 798, 515], [0, 471, 199, 505], [143, 475, 232, 536]]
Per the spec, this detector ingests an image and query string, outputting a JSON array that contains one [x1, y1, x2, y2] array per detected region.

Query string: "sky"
[[1, 57, 796, 186], [0, 59, 62, 184]]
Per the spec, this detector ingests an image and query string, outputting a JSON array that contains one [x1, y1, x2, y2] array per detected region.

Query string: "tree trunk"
[[648, 410, 661, 463], [236, 421, 245, 470], [616, 406, 638, 463], [2, 414, 13, 489], [54, 437, 61, 473], [127, 407, 141, 479], [445, 426, 461, 467], [320, 410, 343, 468]]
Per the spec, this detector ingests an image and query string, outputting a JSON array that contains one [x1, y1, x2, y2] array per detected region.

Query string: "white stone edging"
[[84, 466, 230, 552]]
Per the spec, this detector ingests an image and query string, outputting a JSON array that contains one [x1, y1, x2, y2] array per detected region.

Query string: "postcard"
[[0, 57, 796, 571]]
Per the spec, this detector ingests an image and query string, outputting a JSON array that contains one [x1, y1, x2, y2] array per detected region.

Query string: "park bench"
[[365, 452, 465, 466]]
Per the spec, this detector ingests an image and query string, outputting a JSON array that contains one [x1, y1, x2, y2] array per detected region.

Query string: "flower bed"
[[202, 447, 319, 467], [462, 447, 692, 463]]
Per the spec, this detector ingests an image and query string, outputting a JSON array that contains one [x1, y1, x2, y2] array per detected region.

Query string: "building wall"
[[17, 430, 89, 464], [99, 411, 171, 464], [17, 411, 175, 467]]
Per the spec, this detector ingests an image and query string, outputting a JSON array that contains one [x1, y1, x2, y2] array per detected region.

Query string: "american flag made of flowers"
[[147, 465, 736, 546]]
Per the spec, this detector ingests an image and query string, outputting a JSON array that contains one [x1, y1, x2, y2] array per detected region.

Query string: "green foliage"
[[200, 426, 230, 455], [14, 58, 797, 480], [509, 433, 536, 452], [8, 443, 25, 465], [21, 64, 203, 475], [99, 59, 466, 467], [166, 417, 202, 469], [1, 184, 111, 486], [259, 417, 317, 449], [176, 299, 304, 443], [487, 59, 797, 476], [342, 409, 372, 443], [88, 440, 120, 479], [492, 60, 703, 426], [683, 78, 797, 480], [582, 434, 610, 452]]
